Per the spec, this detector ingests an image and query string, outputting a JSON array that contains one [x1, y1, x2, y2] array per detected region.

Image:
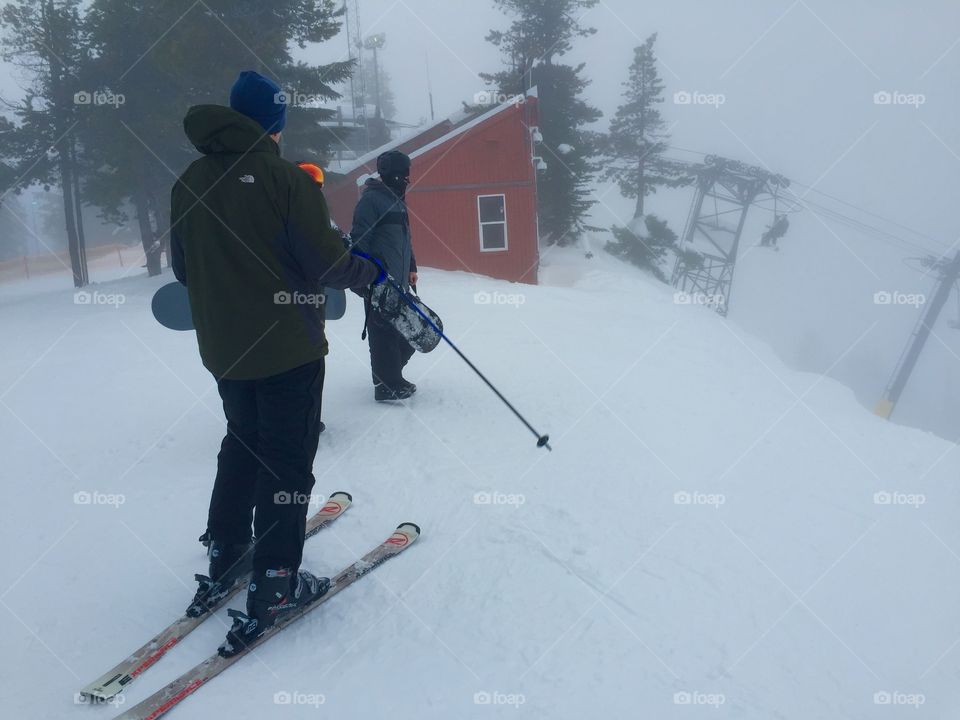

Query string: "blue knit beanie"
[[229, 70, 287, 134]]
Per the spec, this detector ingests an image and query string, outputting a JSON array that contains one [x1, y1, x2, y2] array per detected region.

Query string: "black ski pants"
[[207, 359, 325, 575], [365, 297, 415, 389]]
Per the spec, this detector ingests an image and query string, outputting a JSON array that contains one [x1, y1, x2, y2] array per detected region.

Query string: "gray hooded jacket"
[[350, 177, 417, 290]]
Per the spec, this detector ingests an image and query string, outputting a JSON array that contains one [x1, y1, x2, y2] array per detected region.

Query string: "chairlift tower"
[[875, 250, 960, 419], [671, 156, 790, 316]]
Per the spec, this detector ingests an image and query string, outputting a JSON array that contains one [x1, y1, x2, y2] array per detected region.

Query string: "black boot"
[[374, 382, 414, 402], [218, 567, 330, 657], [185, 540, 253, 617]]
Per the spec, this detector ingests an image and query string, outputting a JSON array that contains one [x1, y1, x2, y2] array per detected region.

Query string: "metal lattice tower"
[[343, 0, 371, 151], [671, 156, 790, 316]]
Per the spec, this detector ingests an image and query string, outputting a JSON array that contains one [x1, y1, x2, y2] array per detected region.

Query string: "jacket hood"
[[183, 105, 280, 156]]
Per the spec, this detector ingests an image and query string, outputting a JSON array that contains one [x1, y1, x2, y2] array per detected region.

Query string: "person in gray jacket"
[[351, 150, 419, 402]]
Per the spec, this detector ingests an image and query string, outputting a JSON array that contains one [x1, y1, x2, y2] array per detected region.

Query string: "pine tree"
[[359, 54, 397, 121], [76, 0, 354, 275], [606, 214, 677, 281], [482, 0, 602, 247], [600, 34, 689, 219], [0, 118, 19, 203], [0, 0, 90, 286], [77, 0, 178, 276]]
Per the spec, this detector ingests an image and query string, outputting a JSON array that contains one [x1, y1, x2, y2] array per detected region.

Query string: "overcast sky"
[[4, 0, 958, 243]]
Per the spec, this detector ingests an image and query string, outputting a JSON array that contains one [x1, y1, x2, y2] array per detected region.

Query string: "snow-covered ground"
[[2, 250, 959, 719]]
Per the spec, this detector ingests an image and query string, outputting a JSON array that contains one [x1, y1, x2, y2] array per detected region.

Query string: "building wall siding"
[[325, 97, 540, 285]]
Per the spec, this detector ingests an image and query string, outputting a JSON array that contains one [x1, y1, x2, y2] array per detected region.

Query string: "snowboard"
[[151, 281, 346, 331], [369, 280, 444, 353]]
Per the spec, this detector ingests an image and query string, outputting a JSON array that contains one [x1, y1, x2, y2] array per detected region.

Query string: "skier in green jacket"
[[170, 70, 383, 656]]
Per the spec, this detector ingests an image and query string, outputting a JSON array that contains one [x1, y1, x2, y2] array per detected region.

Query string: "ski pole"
[[385, 276, 551, 451]]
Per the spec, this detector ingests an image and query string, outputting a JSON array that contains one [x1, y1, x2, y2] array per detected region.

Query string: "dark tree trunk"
[[146, 189, 171, 269], [58, 154, 85, 287], [69, 138, 88, 285], [42, 0, 87, 287], [134, 184, 161, 276]]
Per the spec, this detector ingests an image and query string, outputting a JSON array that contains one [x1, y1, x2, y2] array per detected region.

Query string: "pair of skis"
[[79, 492, 420, 719]]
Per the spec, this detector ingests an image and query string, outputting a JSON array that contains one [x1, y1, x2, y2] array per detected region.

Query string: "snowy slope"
[[1, 251, 959, 719]]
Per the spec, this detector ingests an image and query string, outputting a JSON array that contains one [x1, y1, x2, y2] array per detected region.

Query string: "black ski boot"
[[218, 567, 330, 657], [185, 540, 253, 617], [374, 382, 415, 402]]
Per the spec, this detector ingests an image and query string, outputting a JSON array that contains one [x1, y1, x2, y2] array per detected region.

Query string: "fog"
[[294, 0, 960, 441], [4, 4, 960, 717], [3, 0, 959, 438]]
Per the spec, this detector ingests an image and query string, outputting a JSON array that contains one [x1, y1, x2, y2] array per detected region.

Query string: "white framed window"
[[477, 194, 508, 252]]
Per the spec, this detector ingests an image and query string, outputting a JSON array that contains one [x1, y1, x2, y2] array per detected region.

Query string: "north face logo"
[[239, 175, 255, 184]]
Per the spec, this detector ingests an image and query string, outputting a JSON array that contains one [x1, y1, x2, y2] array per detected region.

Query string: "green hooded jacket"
[[171, 105, 377, 380]]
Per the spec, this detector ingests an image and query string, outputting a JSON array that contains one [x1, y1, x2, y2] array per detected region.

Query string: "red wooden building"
[[323, 89, 542, 284]]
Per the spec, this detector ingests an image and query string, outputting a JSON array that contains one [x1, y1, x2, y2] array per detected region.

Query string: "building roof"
[[409, 87, 537, 161], [328, 114, 459, 176], [342, 87, 538, 184]]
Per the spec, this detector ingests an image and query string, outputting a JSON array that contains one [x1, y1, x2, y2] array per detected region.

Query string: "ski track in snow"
[[1, 249, 959, 718]]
